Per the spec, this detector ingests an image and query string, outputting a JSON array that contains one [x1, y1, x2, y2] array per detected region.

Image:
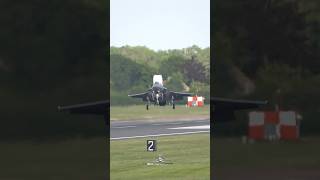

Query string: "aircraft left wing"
[[58, 100, 109, 115], [169, 91, 193, 101]]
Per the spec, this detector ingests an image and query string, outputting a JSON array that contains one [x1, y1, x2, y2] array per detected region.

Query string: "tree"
[[110, 54, 154, 90], [165, 72, 185, 92], [182, 56, 208, 85], [213, 0, 318, 77], [159, 55, 186, 80]]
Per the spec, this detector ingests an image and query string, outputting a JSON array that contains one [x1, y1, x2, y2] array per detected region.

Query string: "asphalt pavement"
[[111, 119, 210, 140]]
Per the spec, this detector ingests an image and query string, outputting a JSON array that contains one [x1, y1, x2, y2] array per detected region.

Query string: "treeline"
[[213, 0, 320, 136], [110, 45, 210, 105], [0, 0, 108, 140]]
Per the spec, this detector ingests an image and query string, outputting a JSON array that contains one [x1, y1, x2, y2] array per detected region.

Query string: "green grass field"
[[213, 137, 320, 179], [0, 138, 108, 180], [110, 105, 210, 120], [1, 136, 319, 179], [110, 133, 210, 180], [213, 137, 320, 168]]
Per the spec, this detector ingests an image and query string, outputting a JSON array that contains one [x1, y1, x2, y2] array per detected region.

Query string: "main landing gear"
[[146, 97, 150, 110], [171, 96, 175, 109]]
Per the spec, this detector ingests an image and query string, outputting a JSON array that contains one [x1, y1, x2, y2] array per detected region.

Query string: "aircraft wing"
[[211, 97, 267, 122], [58, 100, 109, 115], [169, 91, 193, 101]]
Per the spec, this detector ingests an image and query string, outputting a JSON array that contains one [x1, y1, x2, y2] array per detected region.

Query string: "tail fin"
[[153, 75, 163, 85]]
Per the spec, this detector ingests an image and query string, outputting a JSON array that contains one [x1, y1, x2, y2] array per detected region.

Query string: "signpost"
[[146, 140, 172, 165], [147, 140, 157, 152]]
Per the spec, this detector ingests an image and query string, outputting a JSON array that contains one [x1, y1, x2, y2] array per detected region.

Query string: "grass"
[[110, 105, 210, 120], [2, 136, 319, 179], [213, 137, 320, 179], [110, 133, 210, 180], [0, 137, 108, 180], [213, 137, 320, 168]]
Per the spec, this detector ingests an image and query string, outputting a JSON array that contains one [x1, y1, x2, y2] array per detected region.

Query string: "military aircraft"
[[58, 71, 267, 121], [58, 96, 267, 122], [128, 75, 192, 110]]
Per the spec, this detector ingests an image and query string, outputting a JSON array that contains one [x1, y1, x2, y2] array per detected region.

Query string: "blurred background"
[[0, 0, 108, 179], [212, 0, 320, 179]]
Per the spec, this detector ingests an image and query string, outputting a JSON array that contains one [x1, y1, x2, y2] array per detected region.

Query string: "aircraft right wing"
[[128, 92, 149, 101], [211, 97, 267, 122], [169, 91, 193, 101]]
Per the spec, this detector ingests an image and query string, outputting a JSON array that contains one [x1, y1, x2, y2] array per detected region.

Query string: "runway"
[[111, 119, 210, 140]]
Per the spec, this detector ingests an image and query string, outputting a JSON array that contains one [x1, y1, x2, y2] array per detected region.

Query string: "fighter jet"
[[128, 75, 192, 110], [58, 97, 267, 122]]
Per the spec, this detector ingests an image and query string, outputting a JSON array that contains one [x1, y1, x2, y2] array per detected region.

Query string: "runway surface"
[[111, 119, 210, 140]]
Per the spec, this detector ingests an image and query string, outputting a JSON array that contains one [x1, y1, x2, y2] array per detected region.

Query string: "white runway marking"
[[112, 125, 137, 129], [110, 130, 209, 140], [168, 125, 210, 130]]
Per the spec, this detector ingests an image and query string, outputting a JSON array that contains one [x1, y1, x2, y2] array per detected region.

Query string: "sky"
[[110, 0, 210, 51]]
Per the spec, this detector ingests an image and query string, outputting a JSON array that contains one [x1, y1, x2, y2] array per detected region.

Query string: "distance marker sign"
[[147, 140, 157, 152]]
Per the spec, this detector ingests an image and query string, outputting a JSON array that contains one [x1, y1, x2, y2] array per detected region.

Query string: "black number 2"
[[147, 140, 156, 151]]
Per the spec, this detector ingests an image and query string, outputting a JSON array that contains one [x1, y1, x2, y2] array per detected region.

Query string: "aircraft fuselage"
[[147, 83, 167, 106], [128, 75, 192, 110]]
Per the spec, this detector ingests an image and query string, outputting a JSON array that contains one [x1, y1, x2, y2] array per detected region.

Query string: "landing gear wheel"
[[146, 96, 150, 110], [171, 96, 175, 110]]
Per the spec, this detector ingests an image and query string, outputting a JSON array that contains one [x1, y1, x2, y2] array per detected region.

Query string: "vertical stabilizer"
[[153, 75, 163, 85]]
